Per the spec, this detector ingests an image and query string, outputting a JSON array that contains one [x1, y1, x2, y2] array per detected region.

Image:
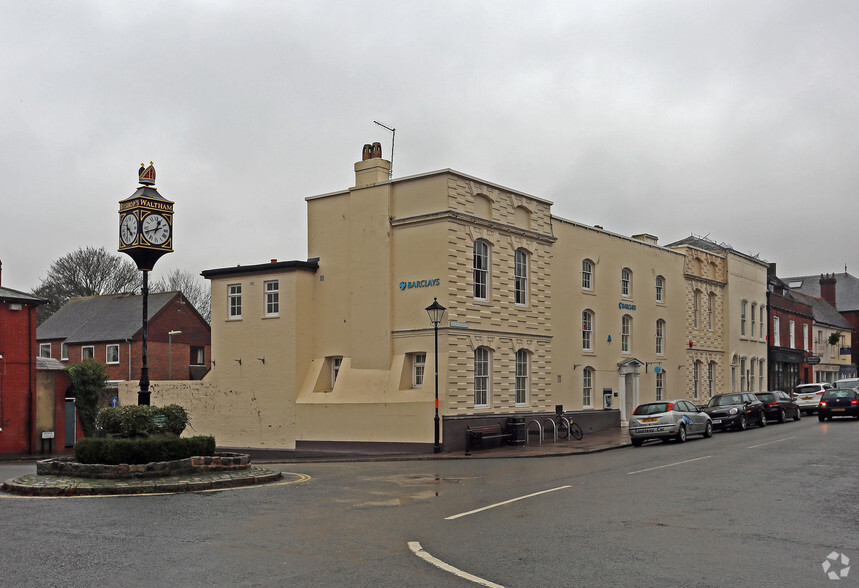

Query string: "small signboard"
[[806, 356, 821, 365], [41, 431, 55, 439], [450, 321, 469, 328]]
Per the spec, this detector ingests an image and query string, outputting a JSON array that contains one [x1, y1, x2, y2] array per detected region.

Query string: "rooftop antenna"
[[374, 120, 395, 179]]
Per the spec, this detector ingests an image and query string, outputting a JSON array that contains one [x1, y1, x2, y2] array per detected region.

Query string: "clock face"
[[120, 214, 138, 245], [142, 213, 170, 245]]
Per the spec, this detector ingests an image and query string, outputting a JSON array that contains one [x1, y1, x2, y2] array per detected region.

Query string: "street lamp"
[[425, 298, 446, 453], [168, 330, 182, 380]]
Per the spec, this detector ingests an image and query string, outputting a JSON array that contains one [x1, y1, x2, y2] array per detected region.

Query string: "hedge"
[[96, 404, 190, 438], [74, 436, 216, 465]]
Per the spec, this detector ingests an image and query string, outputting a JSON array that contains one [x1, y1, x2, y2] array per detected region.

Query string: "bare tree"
[[152, 268, 211, 323], [32, 246, 140, 324]]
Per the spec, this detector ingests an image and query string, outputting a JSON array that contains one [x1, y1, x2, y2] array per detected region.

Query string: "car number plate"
[[641, 418, 658, 423], [712, 419, 722, 424], [802, 396, 814, 401], [832, 408, 845, 412]]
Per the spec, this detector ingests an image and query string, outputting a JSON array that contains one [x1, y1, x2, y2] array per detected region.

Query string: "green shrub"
[[67, 360, 108, 437], [74, 436, 216, 465], [97, 404, 190, 438]]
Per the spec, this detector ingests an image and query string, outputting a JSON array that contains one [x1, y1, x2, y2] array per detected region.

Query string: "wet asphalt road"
[[1, 416, 856, 587]]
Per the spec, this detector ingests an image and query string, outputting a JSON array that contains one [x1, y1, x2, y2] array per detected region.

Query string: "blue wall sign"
[[399, 278, 440, 290], [619, 302, 637, 310]]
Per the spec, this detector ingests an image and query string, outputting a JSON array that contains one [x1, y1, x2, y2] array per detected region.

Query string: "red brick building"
[[37, 291, 211, 386], [0, 264, 49, 455], [767, 269, 814, 389]]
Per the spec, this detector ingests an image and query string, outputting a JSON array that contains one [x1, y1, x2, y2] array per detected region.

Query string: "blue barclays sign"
[[619, 302, 637, 310], [400, 278, 440, 290]]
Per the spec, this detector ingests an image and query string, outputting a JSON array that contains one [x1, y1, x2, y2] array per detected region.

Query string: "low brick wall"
[[36, 452, 250, 479]]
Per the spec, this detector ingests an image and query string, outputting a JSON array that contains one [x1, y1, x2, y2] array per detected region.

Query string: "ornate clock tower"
[[118, 162, 174, 404]]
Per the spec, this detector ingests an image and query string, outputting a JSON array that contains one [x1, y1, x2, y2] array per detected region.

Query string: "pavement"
[[1, 427, 630, 497]]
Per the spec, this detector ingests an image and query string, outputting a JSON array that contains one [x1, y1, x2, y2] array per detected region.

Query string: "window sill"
[[262, 315, 280, 319]]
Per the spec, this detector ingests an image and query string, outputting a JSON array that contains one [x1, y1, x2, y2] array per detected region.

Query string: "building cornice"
[[391, 210, 556, 244]]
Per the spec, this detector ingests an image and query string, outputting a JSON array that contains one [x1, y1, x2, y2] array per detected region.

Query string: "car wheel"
[[794, 409, 801, 422], [778, 409, 786, 424], [676, 425, 687, 443], [818, 414, 826, 422], [759, 412, 767, 427], [703, 421, 713, 438], [736, 414, 747, 431], [632, 438, 643, 447]]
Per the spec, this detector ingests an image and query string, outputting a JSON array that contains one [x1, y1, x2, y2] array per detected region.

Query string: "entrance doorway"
[[617, 358, 643, 422]]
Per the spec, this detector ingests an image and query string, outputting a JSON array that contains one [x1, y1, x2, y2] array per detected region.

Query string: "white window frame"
[[751, 303, 757, 338], [514, 249, 529, 306], [655, 319, 665, 355], [693, 361, 701, 399], [655, 275, 664, 303], [760, 306, 766, 339], [750, 358, 757, 391], [412, 352, 426, 388], [789, 320, 796, 348], [582, 260, 594, 291], [708, 361, 715, 398], [515, 349, 529, 406], [583, 367, 593, 407], [656, 371, 664, 401], [264, 280, 279, 317], [474, 347, 490, 408], [708, 293, 715, 331], [473, 241, 489, 301], [582, 310, 593, 352], [82, 346, 95, 360], [773, 316, 780, 346], [61, 342, 69, 361], [740, 357, 747, 391], [106, 344, 120, 365], [621, 315, 632, 353], [740, 300, 747, 336], [39, 343, 51, 358], [803, 324, 809, 352], [228, 283, 242, 319], [693, 290, 701, 330], [621, 268, 632, 298]]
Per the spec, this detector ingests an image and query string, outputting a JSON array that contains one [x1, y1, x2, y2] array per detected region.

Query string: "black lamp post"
[[425, 297, 446, 453]]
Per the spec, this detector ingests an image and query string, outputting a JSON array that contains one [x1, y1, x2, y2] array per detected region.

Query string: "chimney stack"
[[820, 273, 837, 307], [354, 142, 392, 188]]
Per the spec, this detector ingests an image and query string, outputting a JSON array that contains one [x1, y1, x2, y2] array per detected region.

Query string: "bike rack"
[[543, 418, 557, 442], [526, 419, 543, 445]]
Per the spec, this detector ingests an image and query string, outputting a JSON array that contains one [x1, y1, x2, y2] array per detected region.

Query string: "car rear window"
[[756, 393, 775, 402], [634, 403, 669, 415], [795, 385, 819, 394], [822, 389, 856, 399]]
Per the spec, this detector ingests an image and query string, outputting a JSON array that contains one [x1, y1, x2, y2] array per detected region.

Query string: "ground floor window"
[[515, 349, 529, 405], [474, 347, 490, 407], [412, 352, 426, 388], [582, 367, 593, 407], [656, 371, 664, 401]]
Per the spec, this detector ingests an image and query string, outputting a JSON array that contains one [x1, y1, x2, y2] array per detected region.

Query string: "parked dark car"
[[755, 390, 801, 423], [703, 392, 766, 431], [817, 388, 859, 421]]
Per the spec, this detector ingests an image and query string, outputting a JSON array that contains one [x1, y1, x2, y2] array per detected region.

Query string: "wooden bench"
[[465, 423, 513, 455]]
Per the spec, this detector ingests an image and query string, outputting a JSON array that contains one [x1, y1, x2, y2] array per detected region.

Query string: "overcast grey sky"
[[2, 0, 858, 291]]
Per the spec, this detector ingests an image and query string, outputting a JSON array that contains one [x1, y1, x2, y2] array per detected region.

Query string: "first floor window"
[[412, 352, 426, 388], [106, 344, 120, 364], [473, 241, 489, 300], [61, 342, 69, 361], [515, 349, 529, 405], [474, 347, 490, 407], [191, 346, 205, 366], [655, 319, 665, 355], [582, 259, 594, 290], [265, 280, 279, 316], [656, 371, 664, 401], [621, 315, 632, 353], [229, 284, 242, 318], [582, 310, 593, 351], [514, 249, 528, 306], [82, 346, 95, 360], [39, 343, 51, 358], [583, 367, 593, 407]]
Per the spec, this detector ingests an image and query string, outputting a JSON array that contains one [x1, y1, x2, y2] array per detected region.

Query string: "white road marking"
[[747, 436, 795, 449], [444, 485, 571, 520], [626, 456, 712, 475], [408, 541, 504, 588]]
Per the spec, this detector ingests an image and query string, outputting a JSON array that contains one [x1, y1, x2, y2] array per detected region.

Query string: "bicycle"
[[557, 414, 583, 441]]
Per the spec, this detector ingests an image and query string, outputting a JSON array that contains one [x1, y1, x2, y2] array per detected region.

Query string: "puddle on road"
[[342, 473, 477, 508]]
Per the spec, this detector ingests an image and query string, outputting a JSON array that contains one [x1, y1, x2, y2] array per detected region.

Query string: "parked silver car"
[[629, 399, 714, 446]]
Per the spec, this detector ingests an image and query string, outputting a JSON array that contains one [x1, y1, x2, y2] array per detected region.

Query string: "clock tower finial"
[[139, 161, 156, 186]]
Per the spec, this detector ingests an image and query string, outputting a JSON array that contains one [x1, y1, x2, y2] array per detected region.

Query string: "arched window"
[[583, 367, 594, 407], [473, 347, 490, 407], [708, 361, 716, 398], [622, 315, 632, 353], [708, 293, 716, 331], [693, 361, 702, 399], [655, 275, 665, 302], [621, 268, 632, 298], [582, 259, 594, 290], [515, 349, 529, 406], [693, 290, 701, 330], [750, 358, 757, 391], [582, 310, 594, 352], [740, 300, 748, 336], [655, 319, 665, 355], [514, 248, 528, 306], [473, 240, 489, 300], [751, 303, 757, 338]]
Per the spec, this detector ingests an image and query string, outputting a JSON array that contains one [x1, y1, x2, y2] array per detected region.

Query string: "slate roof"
[[781, 273, 859, 312], [790, 290, 854, 331], [666, 234, 769, 265], [0, 286, 46, 305], [37, 357, 66, 371], [37, 292, 178, 344]]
